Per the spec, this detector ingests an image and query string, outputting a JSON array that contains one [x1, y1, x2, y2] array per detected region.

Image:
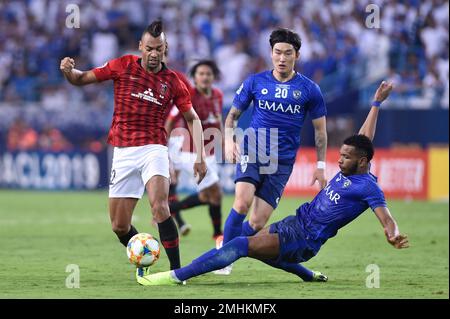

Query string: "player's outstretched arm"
[[310, 116, 327, 189], [224, 106, 242, 163], [60, 57, 98, 86], [182, 108, 207, 183], [358, 81, 394, 141], [374, 207, 409, 249]]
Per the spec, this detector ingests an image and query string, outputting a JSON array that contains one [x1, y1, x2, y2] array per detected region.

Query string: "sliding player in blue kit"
[[136, 80, 409, 286]]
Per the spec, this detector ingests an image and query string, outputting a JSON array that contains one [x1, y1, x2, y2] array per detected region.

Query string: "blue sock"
[[262, 259, 313, 281], [241, 221, 257, 236], [174, 237, 249, 281], [223, 208, 246, 244], [191, 248, 217, 265]]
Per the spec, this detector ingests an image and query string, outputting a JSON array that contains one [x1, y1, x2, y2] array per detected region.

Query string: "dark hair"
[[189, 60, 221, 80], [143, 19, 164, 38], [269, 28, 302, 52], [343, 134, 374, 162]]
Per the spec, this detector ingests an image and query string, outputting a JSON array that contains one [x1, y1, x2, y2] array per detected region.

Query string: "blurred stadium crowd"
[[0, 0, 448, 151]]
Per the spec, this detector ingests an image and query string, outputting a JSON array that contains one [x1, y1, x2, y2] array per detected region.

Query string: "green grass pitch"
[[0, 190, 448, 299]]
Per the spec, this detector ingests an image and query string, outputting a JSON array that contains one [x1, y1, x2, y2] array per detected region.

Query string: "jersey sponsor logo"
[[257, 99, 303, 114], [131, 88, 162, 105], [240, 155, 249, 173], [293, 90, 301, 99], [324, 184, 341, 204], [261, 88, 268, 95]]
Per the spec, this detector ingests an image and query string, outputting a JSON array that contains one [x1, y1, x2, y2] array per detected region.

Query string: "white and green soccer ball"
[[127, 233, 160, 267]]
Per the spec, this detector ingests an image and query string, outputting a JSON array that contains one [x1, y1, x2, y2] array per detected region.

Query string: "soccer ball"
[[127, 233, 160, 267]]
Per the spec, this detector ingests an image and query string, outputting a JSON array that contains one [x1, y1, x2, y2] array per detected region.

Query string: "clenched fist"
[[374, 81, 394, 103], [60, 57, 75, 74]]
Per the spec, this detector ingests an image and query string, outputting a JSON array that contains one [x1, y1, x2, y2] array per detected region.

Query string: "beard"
[[343, 162, 359, 176]]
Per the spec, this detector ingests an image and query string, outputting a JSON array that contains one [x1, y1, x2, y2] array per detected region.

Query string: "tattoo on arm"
[[225, 106, 242, 129], [315, 130, 327, 162]]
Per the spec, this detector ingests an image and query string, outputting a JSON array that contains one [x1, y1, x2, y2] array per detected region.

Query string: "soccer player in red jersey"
[[165, 60, 224, 240], [59, 20, 207, 272]]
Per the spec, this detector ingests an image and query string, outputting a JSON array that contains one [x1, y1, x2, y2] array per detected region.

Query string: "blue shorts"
[[269, 215, 318, 264], [235, 160, 293, 209]]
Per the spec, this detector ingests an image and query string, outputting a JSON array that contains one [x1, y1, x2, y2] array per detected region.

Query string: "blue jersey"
[[233, 70, 326, 165], [297, 172, 387, 252]]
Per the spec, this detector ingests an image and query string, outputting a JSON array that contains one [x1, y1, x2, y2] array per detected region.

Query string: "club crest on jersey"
[[160, 83, 168, 95], [293, 90, 301, 99], [261, 88, 268, 95], [343, 180, 352, 188], [240, 155, 249, 173]]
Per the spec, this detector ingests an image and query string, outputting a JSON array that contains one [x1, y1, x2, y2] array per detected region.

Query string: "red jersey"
[[168, 85, 223, 155], [92, 55, 192, 147], [169, 70, 192, 130]]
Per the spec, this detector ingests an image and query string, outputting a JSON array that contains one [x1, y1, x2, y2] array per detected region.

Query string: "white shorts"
[[109, 144, 170, 199], [178, 152, 220, 192], [168, 136, 185, 171]]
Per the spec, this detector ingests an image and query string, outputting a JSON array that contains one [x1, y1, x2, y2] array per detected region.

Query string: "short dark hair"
[[143, 19, 164, 38], [343, 135, 374, 162], [189, 60, 221, 80], [269, 28, 302, 52]]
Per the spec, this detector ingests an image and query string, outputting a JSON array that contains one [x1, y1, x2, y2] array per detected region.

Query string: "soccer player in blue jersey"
[[136, 80, 409, 286], [215, 28, 328, 274]]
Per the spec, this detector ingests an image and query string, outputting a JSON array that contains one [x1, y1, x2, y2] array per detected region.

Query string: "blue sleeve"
[[364, 183, 387, 211], [307, 83, 327, 119], [232, 75, 254, 111]]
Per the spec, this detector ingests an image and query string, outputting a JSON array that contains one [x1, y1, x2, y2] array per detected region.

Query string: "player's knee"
[[151, 200, 170, 219], [111, 222, 130, 236], [249, 220, 265, 232], [233, 199, 251, 214]]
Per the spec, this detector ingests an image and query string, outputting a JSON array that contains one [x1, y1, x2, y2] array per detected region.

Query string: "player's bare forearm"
[[60, 57, 98, 86], [224, 106, 242, 162], [224, 106, 242, 133], [183, 108, 206, 161], [312, 117, 327, 162], [358, 107, 379, 141], [359, 81, 393, 141], [374, 206, 409, 249]]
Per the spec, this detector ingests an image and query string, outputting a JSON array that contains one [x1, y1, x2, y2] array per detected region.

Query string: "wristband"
[[317, 161, 326, 169], [372, 101, 382, 107]]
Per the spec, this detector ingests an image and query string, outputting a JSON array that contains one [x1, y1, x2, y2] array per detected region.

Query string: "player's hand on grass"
[[225, 138, 241, 163], [60, 57, 75, 74], [193, 161, 207, 184], [374, 81, 394, 102], [385, 230, 409, 249], [310, 168, 327, 189]]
